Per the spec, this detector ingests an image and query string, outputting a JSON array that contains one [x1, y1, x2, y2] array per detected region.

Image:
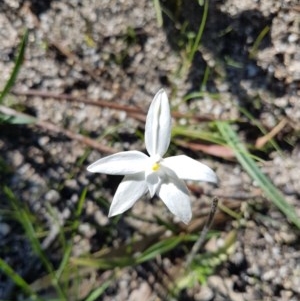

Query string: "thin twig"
[[12, 89, 215, 122], [255, 118, 288, 148], [12, 89, 144, 115], [185, 197, 219, 267], [188, 184, 262, 200], [0, 105, 116, 154]]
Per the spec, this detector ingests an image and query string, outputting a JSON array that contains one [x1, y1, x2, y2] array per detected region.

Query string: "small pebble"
[[0, 223, 11, 236]]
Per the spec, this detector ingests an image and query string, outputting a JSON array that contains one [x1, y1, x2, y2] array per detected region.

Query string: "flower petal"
[[87, 151, 148, 175], [157, 176, 192, 224], [145, 89, 172, 157], [145, 171, 161, 197], [163, 155, 218, 184], [108, 172, 148, 217]]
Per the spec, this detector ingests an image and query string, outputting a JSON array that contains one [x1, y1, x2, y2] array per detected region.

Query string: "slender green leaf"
[[172, 125, 225, 145], [0, 105, 36, 124], [0, 258, 41, 301], [76, 187, 87, 218], [84, 279, 112, 301], [71, 256, 134, 269], [0, 30, 28, 104], [153, 0, 163, 27], [72, 235, 183, 270], [188, 0, 209, 64], [3, 186, 67, 300], [216, 122, 300, 228], [249, 25, 270, 59], [183, 91, 220, 102], [56, 188, 87, 280], [136, 236, 182, 263], [4, 187, 54, 272], [0, 113, 35, 124]]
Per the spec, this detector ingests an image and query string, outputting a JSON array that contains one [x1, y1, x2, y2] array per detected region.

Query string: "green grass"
[[3, 187, 67, 300], [249, 25, 270, 59], [0, 30, 37, 125], [187, 0, 209, 65], [176, 230, 236, 290], [1, 181, 230, 299], [0, 30, 28, 105], [0, 257, 42, 301], [153, 0, 163, 27], [216, 122, 300, 229], [1, 1, 299, 300]]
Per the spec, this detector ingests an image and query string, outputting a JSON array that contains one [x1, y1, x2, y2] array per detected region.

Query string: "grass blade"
[[0, 30, 28, 104], [56, 188, 87, 280], [153, 0, 163, 27], [3, 186, 67, 300], [0, 258, 42, 301], [136, 236, 182, 264], [172, 125, 225, 145], [188, 0, 209, 64], [84, 279, 112, 301], [216, 121, 300, 228], [249, 25, 270, 59]]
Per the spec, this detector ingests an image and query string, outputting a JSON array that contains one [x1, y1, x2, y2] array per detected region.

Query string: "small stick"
[[12, 89, 143, 115], [12, 89, 214, 122], [0, 105, 116, 154], [185, 197, 219, 267]]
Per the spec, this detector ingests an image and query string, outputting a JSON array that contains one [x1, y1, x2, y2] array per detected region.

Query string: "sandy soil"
[[0, 0, 299, 300]]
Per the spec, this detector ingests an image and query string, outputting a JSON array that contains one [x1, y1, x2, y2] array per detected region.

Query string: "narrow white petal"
[[108, 172, 148, 217], [87, 151, 148, 175], [157, 176, 192, 224], [145, 171, 161, 197], [145, 89, 172, 157], [163, 155, 218, 184]]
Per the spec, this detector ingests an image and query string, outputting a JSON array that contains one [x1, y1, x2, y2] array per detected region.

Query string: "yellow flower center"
[[152, 162, 160, 171]]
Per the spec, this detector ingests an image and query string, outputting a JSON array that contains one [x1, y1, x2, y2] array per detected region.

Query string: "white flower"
[[87, 89, 218, 224]]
